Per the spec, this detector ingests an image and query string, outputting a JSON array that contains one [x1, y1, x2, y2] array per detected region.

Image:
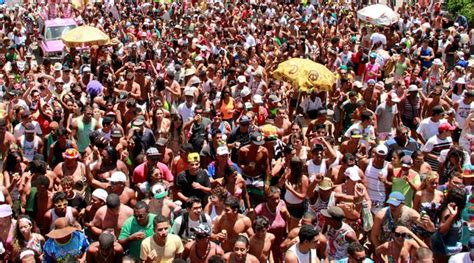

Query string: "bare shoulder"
[[247, 253, 260, 263]]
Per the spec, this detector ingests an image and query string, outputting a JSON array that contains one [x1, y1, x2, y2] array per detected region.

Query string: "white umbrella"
[[357, 4, 399, 26]]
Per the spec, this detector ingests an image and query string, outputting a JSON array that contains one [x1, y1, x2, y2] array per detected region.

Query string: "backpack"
[[177, 211, 209, 237]]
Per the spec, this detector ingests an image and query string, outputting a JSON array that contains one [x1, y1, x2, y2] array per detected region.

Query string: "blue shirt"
[[207, 161, 240, 178], [43, 231, 89, 263]]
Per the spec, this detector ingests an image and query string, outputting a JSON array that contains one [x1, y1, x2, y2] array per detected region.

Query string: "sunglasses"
[[394, 232, 407, 238]]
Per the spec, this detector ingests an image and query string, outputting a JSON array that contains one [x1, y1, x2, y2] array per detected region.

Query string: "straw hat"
[[46, 217, 77, 239]]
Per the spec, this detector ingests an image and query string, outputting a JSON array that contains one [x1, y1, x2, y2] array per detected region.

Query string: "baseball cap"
[[216, 146, 229, 156], [367, 79, 376, 85], [269, 94, 281, 103], [318, 177, 334, 191], [386, 192, 405, 206], [156, 138, 168, 147], [107, 171, 127, 183], [132, 116, 145, 126], [146, 147, 161, 156], [251, 132, 265, 146], [237, 75, 247, 83], [370, 52, 377, 58], [438, 123, 456, 133], [110, 128, 123, 138], [375, 144, 388, 156], [240, 87, 251, 98], [187, 152, 200, 163], [91, 188, 108, 203], [191, 223, 211, 236], [253, 94, 264, 105], [401, 156, 413, 168], [321, 206, 345, 220], [344, 167, 361, 181], [353, 81, 364, 88], [240, 116, 251, 125], [184, 89, 194, 97], [408, 85, 418, 92]]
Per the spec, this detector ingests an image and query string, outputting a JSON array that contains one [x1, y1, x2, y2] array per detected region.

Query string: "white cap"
[[253, 94, 264, 104], [216, 146, 229, 156], [344, 167, 361, 182], [237, 75, 247, 83], [240, 87, 251, 97], [92, 188, 108, 202], [107, 171, 127, 183], [353, 80, 363, 88], [83, 66, 91, 72], [375, 144, 388, 156], [54, 62, 62, 71]]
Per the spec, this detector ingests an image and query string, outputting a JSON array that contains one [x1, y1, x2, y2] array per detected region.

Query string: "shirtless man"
[[273, 107, 292, 136], [156, 138, 174, 167], [249, 216, 275, 263], [421, 86, 451, 118], [30, 175, 53, 234], [375, 225, 428, 262], [53, 148, 88, 197], [116, 71, 141, 100], [280, 211, 328, 261], [223, 235, 260, 263], [339, 130, 367, 158], [107, 171, 137, 207], [238, 131, 270, 205], [212, 196, 254, 252], [327, 154, 365, 185], [0, 118, 16, 160], [134, 64, 152, 104], [182, 223, 224, 262], [164, 70, 181, 106], [90, 193, 134, 238], [89, 146, 129, 190], [86, 232, 124, 263]]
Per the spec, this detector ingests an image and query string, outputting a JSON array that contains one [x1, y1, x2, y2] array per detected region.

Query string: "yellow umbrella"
[[273, 58, 336, 92], [62, 26, 110, 48]]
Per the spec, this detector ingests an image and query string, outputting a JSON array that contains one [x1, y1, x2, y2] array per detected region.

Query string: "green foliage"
[[447, 0, 474, 26]]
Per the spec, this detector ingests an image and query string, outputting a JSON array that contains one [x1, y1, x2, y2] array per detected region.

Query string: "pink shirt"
[[132, 162, 174, 184], [364, 62, 380, 83]]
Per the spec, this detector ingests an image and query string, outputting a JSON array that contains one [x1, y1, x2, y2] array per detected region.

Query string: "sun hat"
[[46, 217, 77, 239], [318, 177, 334, 190]]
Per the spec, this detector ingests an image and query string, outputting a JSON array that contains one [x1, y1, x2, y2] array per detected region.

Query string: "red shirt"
[[132, 162, 174, 184]]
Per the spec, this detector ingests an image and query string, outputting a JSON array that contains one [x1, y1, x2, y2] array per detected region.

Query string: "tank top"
[[284, 185, 304, 205], [326, 222, 355, 260], [394, 59, 408, 76], [365, 159, 389, 203], [287, 244, 317, 263], [219, 99, 235, 120], [420, 47, 433, 68], [455, 99, 473, 128], [77, 118, 96, 153], [21, 137, 39, 162], [307, 159, 327, 182], [50, 206, 75, 230], [380, 206, 412, 244]]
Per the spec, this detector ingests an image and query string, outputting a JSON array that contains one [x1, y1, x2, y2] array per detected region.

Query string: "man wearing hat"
[[17, 122, 43, 162], [108, 171, 137, 207], [175, 152, 211, 204], [321, 206, 357, 260], [86, 232, 124, 262], [43, 217, 89, 262], [182, 223, 224, 262], [371, 192, 433, 249], [375, 93, 400, 139], [421, 122, 454, 171], [392, 156, 421, 208], [178, 88, 197, 123], [237, 131, 270, 205], [363, 52, 381, 84], [132, 147, 174, 190], [128, 115, 156, 160], [227, 115, 253, 162]]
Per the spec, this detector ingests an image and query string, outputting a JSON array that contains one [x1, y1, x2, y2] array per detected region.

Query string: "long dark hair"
[[289, 156, 304, 186], [4, 150, 23, 173], [438, 187, 466, 221]]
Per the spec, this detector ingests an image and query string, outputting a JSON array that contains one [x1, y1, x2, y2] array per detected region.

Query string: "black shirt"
[[176, 169, 211, 205]]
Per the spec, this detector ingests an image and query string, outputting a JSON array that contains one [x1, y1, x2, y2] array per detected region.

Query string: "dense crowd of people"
[[0, 0, 472, 262]]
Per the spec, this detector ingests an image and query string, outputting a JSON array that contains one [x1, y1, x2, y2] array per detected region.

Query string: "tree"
[[447, 0, 474, 27]]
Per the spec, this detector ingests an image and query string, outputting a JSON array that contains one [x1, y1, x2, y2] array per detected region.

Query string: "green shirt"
[[392, 172, 420, 208], [118, 213, 157, 260]]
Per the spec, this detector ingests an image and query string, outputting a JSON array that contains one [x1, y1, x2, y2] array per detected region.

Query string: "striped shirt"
[[422, 136, 453, 171]]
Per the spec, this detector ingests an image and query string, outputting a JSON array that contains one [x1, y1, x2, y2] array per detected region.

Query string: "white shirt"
[[448, 252, 473, 263], [177, 102, 196, 123], [301, 96, 323, 113], [13, 121, 43, 138], [416, 118, 447, 142], [370, 32, 387, 46]]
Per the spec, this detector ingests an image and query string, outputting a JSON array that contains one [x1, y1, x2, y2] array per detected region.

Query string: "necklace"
[[195, 240, 211, 260]]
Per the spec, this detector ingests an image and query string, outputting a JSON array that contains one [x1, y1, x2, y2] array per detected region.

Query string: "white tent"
[[357, 4, 400, 26]]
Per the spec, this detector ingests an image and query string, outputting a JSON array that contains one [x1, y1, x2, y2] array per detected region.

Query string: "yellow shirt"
[[140, 234, 184, 263]]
